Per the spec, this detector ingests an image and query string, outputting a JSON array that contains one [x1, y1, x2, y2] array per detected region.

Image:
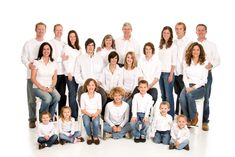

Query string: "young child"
[[104, 87, 131, 139], [58, 106, 84, 145], [80, 78, 102, 145], [150, 101, 173, 145], [169, 114, 190, 150], [37, 111, 58, 149], [130, 80, 153, 143]]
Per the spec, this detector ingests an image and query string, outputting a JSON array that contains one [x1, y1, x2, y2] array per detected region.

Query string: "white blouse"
[[122, 67, 138, 93], [80, 92, 102, 114]]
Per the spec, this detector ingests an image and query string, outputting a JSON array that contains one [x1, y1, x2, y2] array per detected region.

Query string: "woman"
[[179, 42, 208, 126], [31, 42, 60, 120]]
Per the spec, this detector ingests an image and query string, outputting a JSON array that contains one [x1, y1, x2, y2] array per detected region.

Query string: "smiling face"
[[62, 108, 71, 120], [159, 104, 170, 116], [69, 32, 77, 45], [192, 45, 200, 59], [144, 45, 153, 58], [42, 44, 51, 57], [41, 114, 50, 125], [126, 54, 133, 66], [138, 83, 148, 95], [87, 80, 96, 93], [177, 116, 187, 129], [196, 25, 207, 40], [36, 24, 46, 39], [104, 38, 113, 48], [175, 24, 185, 39], [122, 25, 132, 38], [113, 93, 122, 104], [54, 25, 63, 39], [86, 43, 95, 54], [163, 29, 171, 42]]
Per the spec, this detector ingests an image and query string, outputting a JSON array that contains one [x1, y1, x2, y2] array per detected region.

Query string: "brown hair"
[[83, 78, 98, 92], [175, 22, 186, 31], [176, 114, 187, 122], [41, 111, 51, 119], [143, 42, 155, 55], [101, 34, 116, 49], [60, 106, 72, 122], [53, 24, 63, 32], [159, 26, 173, 49], [185, 42, 206, 66], [159, 101, 170, 109], [35, 22, 46, 31], [138, 80, 148, 86], [109, 87, 125, 99], [124, 51, 137, 69], [196, 24, 207, 31]]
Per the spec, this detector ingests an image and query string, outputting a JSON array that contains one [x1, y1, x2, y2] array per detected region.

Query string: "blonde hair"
[[176, 114, 187, 122], [122, 22, 132, 29], [35, 22, 46, 31], [159, 101, 170, 109], [109, 87, 125, 99], [60, 106, 72, 122], [124, 51, 137, 69]]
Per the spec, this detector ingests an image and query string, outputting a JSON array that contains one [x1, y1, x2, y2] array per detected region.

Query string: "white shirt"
[[115, 37, 140, 64], [74, 53, 104, 86], [174, 36, 192, 76], [58, 118, 77, 136], [197, 39, 220, 68], [183, 60, 208, 89], [150, 112, 172, 137], [80, 92, 102, 114], [122, 67, 139, 93], [21, 38, 46, 79], [170, 123, 190, 143], [98, 48, 115, 66], [32, 59, 57, 88], [138, 55, 161, 88], [62, 45, 81, 76], [132, 93, 153, 117], [104, 101, 129, 127], [49, 38, 66, 75], [38, 122, 56, 137], [100, 64, 123, 92], [158, 44, 177, 72]]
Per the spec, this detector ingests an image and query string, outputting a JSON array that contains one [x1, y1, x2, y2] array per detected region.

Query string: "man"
[[196, 24, 220, 131], [21, 22, 46, 128]]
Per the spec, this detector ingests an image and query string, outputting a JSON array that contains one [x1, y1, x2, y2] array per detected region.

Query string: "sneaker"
[[202, 123, 209, 131], [184, 144, 190, 151], [191, 112, 198, 126], [54, 140, 59, 145], [134, 137, 140, 143], [87, 137, 93, 145], [140, 135, 146, 143], [38, 144, 45, 150], [59, 139, 66, 145], [169, 143, 175, 150], [29, 121, 36, 128], [187, 120, 192, 128], [104, 132, 112, 140], [125, 132, 132, 139], [93, 137, 100, 145]]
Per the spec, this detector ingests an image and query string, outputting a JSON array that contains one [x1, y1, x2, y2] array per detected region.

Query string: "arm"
[[74, 56, 85, 85], [120, 104, 130, 128], [104, 103, 115, 127], [31, 61, 47, 92], [80, 94, 92, 117]]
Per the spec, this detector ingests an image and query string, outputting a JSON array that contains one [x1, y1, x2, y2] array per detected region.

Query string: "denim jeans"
[[159, 72, 175, 118], [203, 71, 212, 123], [103, 122, 132, 139], [56, 75, 67, 113], [27, 79, 36, 122], [59, 131, 81, 143], [37, 134, 58, 147], [153, 130, 170, 145], [179, 86, 205, 120], [66, 76, 78, 119], [82, 115, 100, 137], [33, 88, 60, 119], [170, 138, 189, 150], [130, 113, 149, 138], [174, 75, 184, 114]]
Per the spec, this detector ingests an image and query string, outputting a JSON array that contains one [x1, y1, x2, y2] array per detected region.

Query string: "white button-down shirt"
[[98, 48, 115, 66], [170, 123, 190, 143], [132, 93, 153, 117], [122, 67, 139, 93]]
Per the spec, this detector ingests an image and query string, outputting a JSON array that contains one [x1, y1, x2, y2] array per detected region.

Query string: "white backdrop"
[[0, 0, 234, 156]]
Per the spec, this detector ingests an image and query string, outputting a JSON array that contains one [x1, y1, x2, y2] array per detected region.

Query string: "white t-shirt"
[[80, 92, 102, 114]]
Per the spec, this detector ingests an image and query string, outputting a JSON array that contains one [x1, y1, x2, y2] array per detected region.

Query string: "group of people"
[[21, 21, 220, 150]]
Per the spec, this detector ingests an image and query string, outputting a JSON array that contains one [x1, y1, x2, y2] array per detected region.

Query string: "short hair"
[[122, 22, 132, 29], [143, 42, 155, 55], [175, 22, 186, 31], [176, 114, 187, 122], [85, 38, 96, 51], [108, 51, 119, 63], [35, 22, 46, 31], [159, 101, 170, 109], [53, 24, 63, 31], [83, 78, 98, 92], [185, 42, 206, 66], [37, 42, 54, 62], [124, 51, 137, 69], [196, 23, 207, 31], [109, 87, 125, 99], [41, 111, 51, 119], [138, 80, 148, 86], [60, 106, 72, 122], [101, 34, 116, 49]]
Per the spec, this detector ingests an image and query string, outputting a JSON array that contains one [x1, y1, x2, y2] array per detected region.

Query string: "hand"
[[205, 63, 213, 70], [96, 47, 102, 52], [91, 112, 99, 120], [47, 87, 53, 93], [143, 117, 149, 124], [168, 74, 173, 83], [44, 135, 50, 140], [68, 73, 73, 81], [112, 126, 118, 132], [131, 117, 137, 123], [186, 87, 193, 93], [29, 62, 35, 70], [117, 126, 122, 132], [61, 53, 69, 61], [175, 140, 180, 148]]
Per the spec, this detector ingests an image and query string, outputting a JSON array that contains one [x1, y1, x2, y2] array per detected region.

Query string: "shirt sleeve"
[[74, 56, 85, 85], [132, 94, 138, 117], [21, 42, 31, 68], [120, 104, 129, 128], [104, 103, 115, 127]]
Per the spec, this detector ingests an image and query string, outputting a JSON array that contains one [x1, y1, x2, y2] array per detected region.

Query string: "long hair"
[[36, 42, 54, 61], [185, 42, 206, 66], [67, 30, 80, 50], [124, 51, 137, 69], [60, 106, 72, 122], [159, 26, 173, 49]]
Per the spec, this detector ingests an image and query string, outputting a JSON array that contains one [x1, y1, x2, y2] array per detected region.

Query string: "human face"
[[36, 24, 46, 38], [138, 83, 148, 95], [122, 25, 132, 38], [177, 117, 187, 129], [163, 29, 171, 42], [144, 45, 153, 58], [196, 26, 207, 40], [87, 81, 96, 93], [54, 25, 63, 39], [175, 24, 185, 39], [41, 114, 50, 124], [104, 38, 113, 48], [63, 108, 71, 119], [126, 54, 133, 66], [110, 56, 118, 65], [192, 45, 200, 59], [42, 45, 51, 57], [86, 43, 95, 54], [69, 32, 77, 45], [159, 104, 170, 116], [113, 93, 122, 104]]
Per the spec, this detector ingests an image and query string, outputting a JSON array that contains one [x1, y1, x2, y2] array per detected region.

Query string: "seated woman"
[[179, 42, 208, 126], [31, 42, 60, 120]]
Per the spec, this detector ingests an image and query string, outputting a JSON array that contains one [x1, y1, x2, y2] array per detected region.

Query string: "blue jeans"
[[153, 130, 170, 145], [179, 86, 205, 120], [170, 138, 189, 150], [37, 134, 58, 147], [33, 88, 60, 119], [130, 113, 149, 138], [27, 79, 36, 122], [82, 115, 100, 137], [66, 76, 78, 119], [59, 131, 81, 143], [159, 72, 175, 118], [103, 122, 132, 139], [203, 71, 212, 123]]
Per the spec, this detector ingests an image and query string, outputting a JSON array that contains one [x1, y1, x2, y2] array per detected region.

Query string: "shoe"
[[187, 120, 192, 128], [169, 143, 175, 150], [125, 132, 132, 139], [77, 137, 85, 142], [140, 135, 146, 143], [59, 139, 66, 145], [29, 121, 36, 128], [54, 140, 59, 145], [134, 138, 140, 143], [202, 123, 209, 131], [184, 144, 190, 151], [191, 112, 198, 126], [87, 137, 93, 145], [104, 132, 112, 140], [93, 137, 100, 145], [38, 144, 45, 150]]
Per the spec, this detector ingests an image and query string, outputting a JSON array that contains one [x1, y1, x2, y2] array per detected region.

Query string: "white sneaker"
[[104, 132, 112, 140]]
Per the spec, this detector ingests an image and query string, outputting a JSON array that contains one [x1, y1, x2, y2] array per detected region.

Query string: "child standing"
[[80, 78, 102, 145], [150, 101, 173, 145], [169, 114, 190, 150], [58, 106, 84, 144], [104, 87, 131, 139], [130, 80, 153, 143], [37, 111, 58, 149]]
